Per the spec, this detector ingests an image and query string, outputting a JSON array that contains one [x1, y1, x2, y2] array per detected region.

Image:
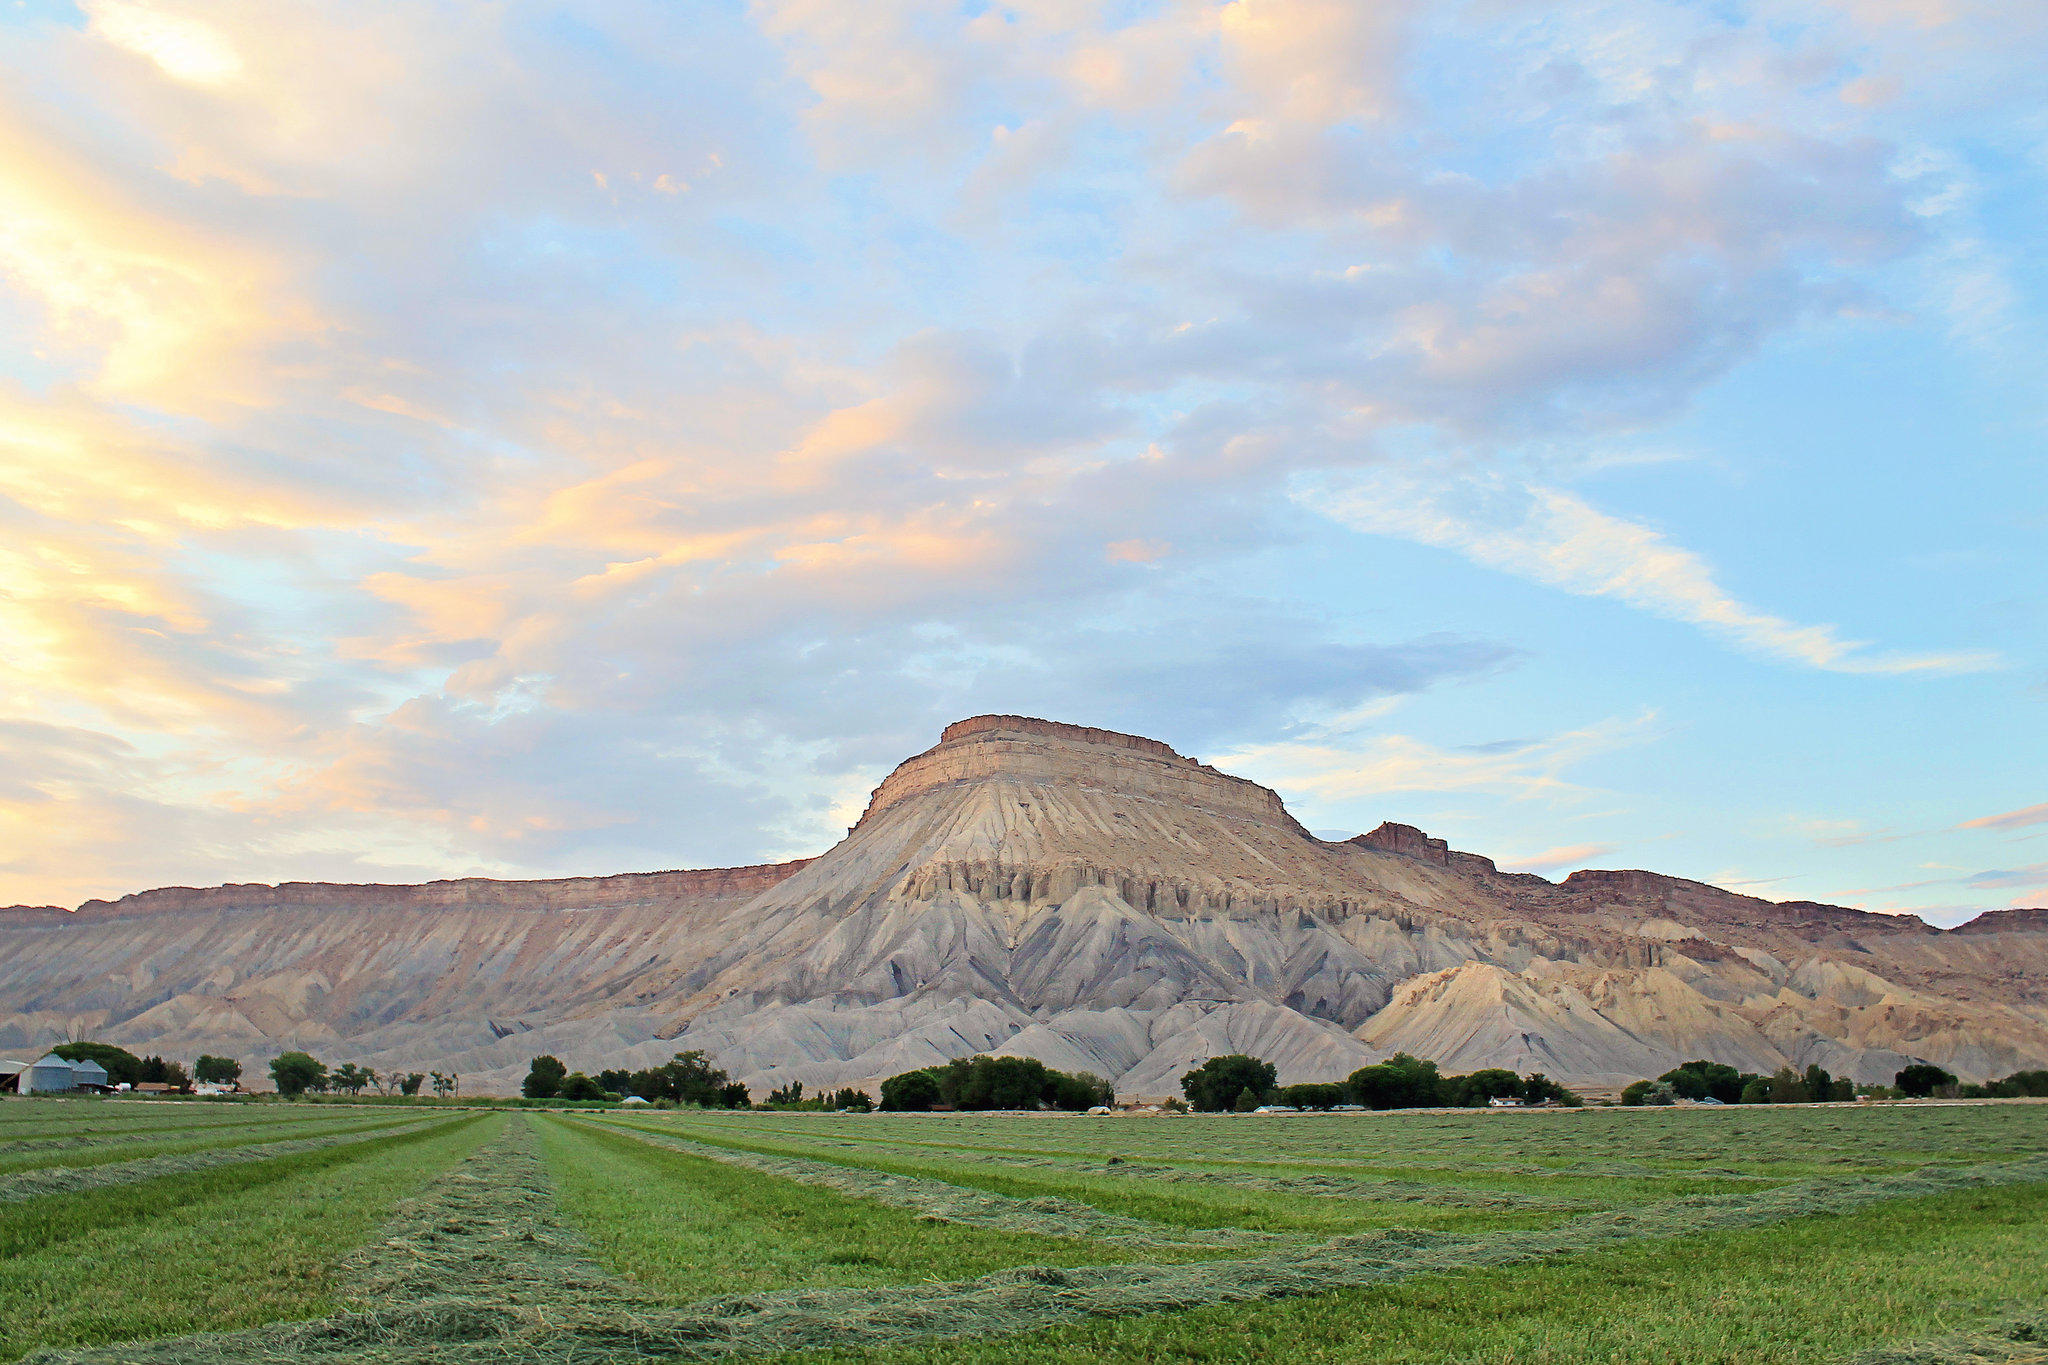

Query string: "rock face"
[[4, 715, 2046, 1096]]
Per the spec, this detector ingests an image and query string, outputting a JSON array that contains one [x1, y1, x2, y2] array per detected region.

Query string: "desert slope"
[[4, 715, 2045, 1095]]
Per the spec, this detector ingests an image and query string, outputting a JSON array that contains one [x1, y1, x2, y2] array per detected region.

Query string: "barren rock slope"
[[4, 715, 2045, 1095]]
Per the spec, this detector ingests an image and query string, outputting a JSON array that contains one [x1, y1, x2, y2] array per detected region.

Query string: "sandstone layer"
[[3, 715, 2045, 1096]]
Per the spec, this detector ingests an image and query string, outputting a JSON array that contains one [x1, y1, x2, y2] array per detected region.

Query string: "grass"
[[0, 1113, 492, 1362], [0, 1112, 431, 1175], [591, 1114, 1581, 1236], [531, 1114, 1158, 1301], [779, 1176, 2048, 1364]]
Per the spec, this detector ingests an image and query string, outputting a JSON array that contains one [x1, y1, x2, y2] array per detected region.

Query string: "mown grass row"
[[0, 1113, 434, 1176], [0, 1114, 493, 1363], [776, 1177, 2048, 1363]]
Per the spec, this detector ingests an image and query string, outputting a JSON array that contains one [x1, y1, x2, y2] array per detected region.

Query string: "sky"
[[0, 0, 2042, 924]]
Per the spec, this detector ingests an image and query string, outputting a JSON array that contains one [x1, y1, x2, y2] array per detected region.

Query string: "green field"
[[1, 1098, 2044, 1363]]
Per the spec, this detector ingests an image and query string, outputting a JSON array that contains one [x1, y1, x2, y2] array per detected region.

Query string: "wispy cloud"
[[1501, 842, 1620, 873], [1306, 472, 1998, 675], [1960, 801, 2048, 832]]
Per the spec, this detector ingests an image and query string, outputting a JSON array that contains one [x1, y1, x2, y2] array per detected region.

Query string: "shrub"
[[1622, 1080, 1677, 1107], [1181, 1055, 1277, 1112], [559, 1072, 608, 1101], [1232, 1086, 1260, 1113]]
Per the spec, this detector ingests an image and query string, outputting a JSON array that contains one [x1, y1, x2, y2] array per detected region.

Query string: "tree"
[[398, 1073, 426, 1097], [768, 1080, 805, 1106], [1767, 1067, 1808, 1104], [1346, 1054, 1443, 1110], [54, 1042, 144, 1087], [1232, 1086, 1261, 1112], [331, 1063, 372, 1096], [559, 1072, 607, 1101], [270, 1052, 327, 1098], [1739, 1076, 1771, 1104], [879, 1070, 942, 1112], [717, 1081, 751, 1108], [829, 1087, 874, 1112], [1451, 1069, 1523, 1107], [160, 1060, 192, 1093], [523, 1055, 567, 1100], [1658, 1060, 1746, 1105], [1521, 1074, 1581, 1106], [1803, 1064, 1834, 1103], [194, 1055, 241, 1086], [1277, 1082, 1346, 1110], [1622, 1080, 1677, 1106], [597, 1069, 633, 1095], [1182, 1055, 1277, 1113], [1896, 1064, 1957, 1098]]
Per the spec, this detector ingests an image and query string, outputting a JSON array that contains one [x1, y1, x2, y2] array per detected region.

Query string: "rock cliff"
[[3, 716, 2044, 1096]]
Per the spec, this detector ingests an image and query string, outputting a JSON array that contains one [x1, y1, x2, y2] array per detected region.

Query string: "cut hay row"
[[0, 1112, 418, 1165], [1837, 1308, 2048, 1363], [584, 1117, 1301, 1252], [0, 1115, 448, 1205], [37, 1142, 2048, 1363]]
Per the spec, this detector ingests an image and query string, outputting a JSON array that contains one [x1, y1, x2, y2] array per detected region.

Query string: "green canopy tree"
[[193, 1055, 241, 1086], [269, 1051, 327, 1097], [880, 1070, 942, 1112], [54, 1042, 144, 1087], [1896, 1064, 1956, 1098], [522, 1055, 567, 1099], [1181, 1055, 1277, 1112]]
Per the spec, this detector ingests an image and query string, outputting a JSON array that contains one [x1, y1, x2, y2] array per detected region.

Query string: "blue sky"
[[0, 0, 2041, 922]]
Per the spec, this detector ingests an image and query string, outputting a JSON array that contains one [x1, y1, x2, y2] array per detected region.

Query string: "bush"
[[559, 1072, 608, 1101], [1739, 1076, 1772, 1104], [1232, 1086, 1260, 1113], [1622, 1080, 1677, 1107], [1276, 1082, 1346, 1110], [1182, 1055, 1277, 1112], [1896, 1064, 1957, 1098]]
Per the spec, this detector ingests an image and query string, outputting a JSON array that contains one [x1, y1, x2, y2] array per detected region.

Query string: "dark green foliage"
[[1448, 1068, 1523, 1107], [193, 1054, 241, 1085], [1623, 1080, 1677, 1107], [1804, 1064, 1834, 1103], [268, 1051, 327, 1097], [1519, 1074, 1582, 1106], [1276, 1082, 1347, 1110], [1896, 1064, 1957, 1098], [1768, 1066, 1809, 1104], [829, 1088, 874, 1112], [1985, 1069, 2048, 1098], [53, 1041, 144, 1086], [559, 1072, 608, 1101], [1231, 1086, 1260, 1113], [876, 1058, 1109, 1112], [522, 1055, 567, 1099], [879, 1070, 942, 1112], [397, 1072, 426, 1096], [769, 1081, 806, 1106], [135, 1056, 193, 1091], [1659, 1060, 1748, 1104], [597, 1069, 634, 1095], [618, 1050, 749, 1107], [1740, 1076, 1772, 1104], [1347, 1053, 1443, 1109], [1182, 1055, 1277, 1112], [329, 1063, 372, 1096]]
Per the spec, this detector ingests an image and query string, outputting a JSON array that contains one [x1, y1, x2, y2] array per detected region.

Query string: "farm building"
[[17, 1054, 111, 1094], [0, 1059, 27, 1093]]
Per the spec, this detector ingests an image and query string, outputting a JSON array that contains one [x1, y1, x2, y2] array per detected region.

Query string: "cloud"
[[1306, 471, 1998, 674], [1501, 842, 1621, 873], [1215, 711, 1659, 809], [1960, 801, 2048, 832]]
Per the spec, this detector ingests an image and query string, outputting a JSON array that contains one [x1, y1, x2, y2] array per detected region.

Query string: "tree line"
[[1178, 1052, 1582, 1113], [877, 1056, 1115, 1111], [521, 1050, 751, 1106], [1622, 1060, 2048, 1106]]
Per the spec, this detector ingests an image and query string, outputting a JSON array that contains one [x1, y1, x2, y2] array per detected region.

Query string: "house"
[[1487, 1096, 1524, 1108], [134, 1081, 174, 1095]]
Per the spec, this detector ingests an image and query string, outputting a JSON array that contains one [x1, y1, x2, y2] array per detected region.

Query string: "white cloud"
[[1304, 471, 1998, 675]]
